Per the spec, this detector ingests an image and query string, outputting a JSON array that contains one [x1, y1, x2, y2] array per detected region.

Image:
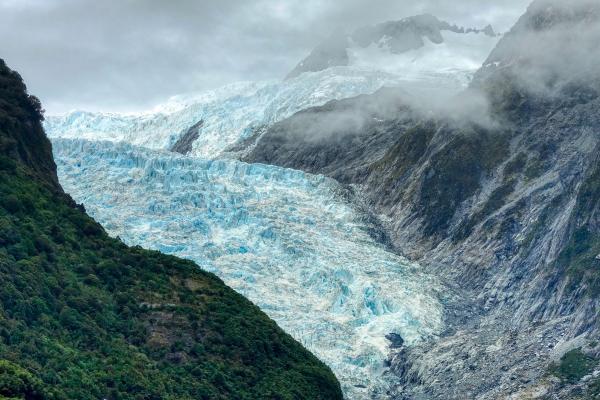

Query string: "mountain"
[[286, 14, 498, 80], [244, 0, 600, 398], [36, 1, 600, 398], [41, 16, 494, 398], [0, 58, 343, 399], [44, 14, 499, 162]]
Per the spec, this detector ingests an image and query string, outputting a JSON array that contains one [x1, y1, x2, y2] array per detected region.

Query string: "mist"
[[484, 0, 600, 95], [0, 0, 530, 113], [273, 0, 600, 143]]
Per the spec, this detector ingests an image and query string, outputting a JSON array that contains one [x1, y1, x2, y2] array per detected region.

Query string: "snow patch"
[[348, 31, 500, 83]]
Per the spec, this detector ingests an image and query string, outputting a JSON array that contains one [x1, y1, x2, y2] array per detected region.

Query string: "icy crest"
[[44, 68, 406, 158], [287, 14, 501, 79], [348, 31, 499, 83], [53, 138, 443, 398]]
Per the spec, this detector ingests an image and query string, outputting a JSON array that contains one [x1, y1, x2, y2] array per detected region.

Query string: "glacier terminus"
[[53, 138, 444, 397], [44, 25, 499, 398]]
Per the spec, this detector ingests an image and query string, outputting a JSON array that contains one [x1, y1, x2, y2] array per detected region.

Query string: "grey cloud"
[[483, 0, 600, 95], [0, 0, 530, 113]]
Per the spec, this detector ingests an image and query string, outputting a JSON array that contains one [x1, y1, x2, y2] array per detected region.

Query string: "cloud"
[[264, 82, 499, 147], [482, 0, 600, 95], [0, 0, 530, 113]]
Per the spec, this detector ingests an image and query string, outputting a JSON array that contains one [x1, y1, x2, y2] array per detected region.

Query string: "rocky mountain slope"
[[287, 14, 497, 80], [0, 59, 343, 399], [245, 1, 600, 398]]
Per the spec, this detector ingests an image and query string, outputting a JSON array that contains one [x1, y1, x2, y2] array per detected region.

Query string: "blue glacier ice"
[[44, 68, 407, 158], [53, 138, 443, 398]]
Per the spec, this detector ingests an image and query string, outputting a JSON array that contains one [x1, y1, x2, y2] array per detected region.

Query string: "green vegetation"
[[524, 155, 544, 181], [520, 193, 565, 251], [588, 378, 600, 398], [370, 121, 437, 180], [503, 150, 544, 182], [482, 69, 531, 121], [503, 152, 527, 177], [367, 121, 437, 205], [0, 61, 55, 187], [454, 178, 516, 241], [0, 59, 343, 399], [557, 227, 600, 295], [556, 164, 600, 296], [548, 348, 600, 399], [453, 150, 532, 241], [549, 348, 597, 384], [0, 360, 47, 399], [418, 126, 510, 236]]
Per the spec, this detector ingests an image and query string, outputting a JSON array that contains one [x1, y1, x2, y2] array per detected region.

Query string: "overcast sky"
[[0, 0, 531, 113]]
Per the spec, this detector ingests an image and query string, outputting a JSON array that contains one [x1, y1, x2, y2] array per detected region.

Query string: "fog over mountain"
[[3, 0, 600, 399], [0, 0, 530, 113]]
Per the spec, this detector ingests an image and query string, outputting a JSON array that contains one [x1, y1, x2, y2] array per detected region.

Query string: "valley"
[[18, 1, 600, 398], [52, 138, 444, 397]]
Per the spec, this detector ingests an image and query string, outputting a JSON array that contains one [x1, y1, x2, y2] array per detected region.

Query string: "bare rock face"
[[286, 32, 350, 80], [386, 333, 405, 349], [245, 1, 600, 398], [170, 119, 203, 155]]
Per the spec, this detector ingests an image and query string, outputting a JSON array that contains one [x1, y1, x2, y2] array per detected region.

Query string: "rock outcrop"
[[170, 119, 203, 154]]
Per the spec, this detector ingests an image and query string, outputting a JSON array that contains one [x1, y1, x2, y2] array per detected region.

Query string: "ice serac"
[[287, 14, 499, 79], [52, 138, 444, 399]]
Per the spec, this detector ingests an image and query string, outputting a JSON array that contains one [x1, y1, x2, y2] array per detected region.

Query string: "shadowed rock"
[[170, 119, 203, 155]]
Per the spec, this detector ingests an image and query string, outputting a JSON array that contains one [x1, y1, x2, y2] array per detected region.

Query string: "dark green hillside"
[[0, 58, 342, 400]]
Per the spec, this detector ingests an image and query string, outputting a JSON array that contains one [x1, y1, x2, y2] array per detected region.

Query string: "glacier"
[[44, 68, 407, 159], [42, 38, 503, 397], [44, 51, 495, 162], [53, 138, 443, 398]]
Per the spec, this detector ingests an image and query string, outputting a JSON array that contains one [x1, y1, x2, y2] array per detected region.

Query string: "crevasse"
[[53, 138, 443, 398]]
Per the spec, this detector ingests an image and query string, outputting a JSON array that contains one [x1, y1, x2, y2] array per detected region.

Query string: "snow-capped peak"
[[286, 14, 500, 79]]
